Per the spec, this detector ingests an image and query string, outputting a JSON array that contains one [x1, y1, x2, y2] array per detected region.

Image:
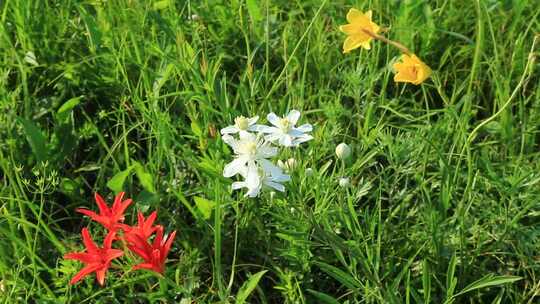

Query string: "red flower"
[[64, 228, 124, 286], [123, 211, 161, 240], [127, 226, 176, 274], [76, 192, 132, 231]]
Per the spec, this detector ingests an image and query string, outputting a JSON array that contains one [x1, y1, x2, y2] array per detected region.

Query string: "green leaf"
[[133, 161, 155, 193], [306, 290, 340, 304], [235, 270, 267, 304], [314, 261, 360, 290], [18, 118, 48, 162], [191, 120, 203, 137], [193, 196, 215, 220], [107, 166, 133, 193], [57, 96, 83, 122], [246, 0, 262, 23], [454, 275, 522, 298], [153, 0, 171, 10]]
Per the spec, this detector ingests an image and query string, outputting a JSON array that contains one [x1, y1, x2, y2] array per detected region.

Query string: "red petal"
[[104, 249, 124, 262], [103, 231, 117, 249], [95, 267, 107, 286], [112, 192, 125, 212], [132, 262, 155, 272], [81, 228, 99, 253], [64, 252, 95, 264], [69, 264, 101, 285], [76, 208, 100, 220], [153, 227, 163, 248], [94, 193, 111, 216], [115, 199, 132, 220], [144, 211, 158, 233], [162, 230, 176, 259], [128, 245, 151, 261]]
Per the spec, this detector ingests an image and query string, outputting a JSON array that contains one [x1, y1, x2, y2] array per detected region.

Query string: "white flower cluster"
[[221, 110, 313, 197]]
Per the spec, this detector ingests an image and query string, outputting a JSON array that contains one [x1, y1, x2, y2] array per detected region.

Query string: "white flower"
[[335, 143, 351, 160], [231, 166, 290, 197], [220, 116, 263, 137], [222, 133, 280, 178], [260, 110, 313, 147], [305, 168, 314, 176], [339, 177, 350, 188]]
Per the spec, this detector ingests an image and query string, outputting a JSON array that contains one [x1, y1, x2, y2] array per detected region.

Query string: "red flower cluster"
[[64, 192, 177, 286]]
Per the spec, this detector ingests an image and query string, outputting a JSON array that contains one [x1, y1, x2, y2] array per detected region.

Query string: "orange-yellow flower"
[[339, 9, 380, 53], [392, 54, 432, 85]]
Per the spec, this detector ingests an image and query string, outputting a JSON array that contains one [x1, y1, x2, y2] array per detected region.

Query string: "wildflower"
[[392, 54, 432, 85], [260, 110, 313, 147], [305, 168, 314, 176], [339, 177, 350, 188], [220, 115, 263, 137], [123, 211, 161, 241], [64, 228, 123, 286], [127, 226, 176, 274], [76, 192, 132, 232], [335, 143, 351, 160], [222, 133, 280, 178], [339, 9, 380, 53], [232, 166, 290, 197]]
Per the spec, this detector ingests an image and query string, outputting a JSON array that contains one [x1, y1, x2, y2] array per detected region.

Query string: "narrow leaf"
[[235, 270, 267, 304], [18, 118, 48, 162], [133, 161, 155, 193], [314, 261, 360, 290], [107, 166, 133, 193], [193, 196, 215, 220], [455, 275, 522, 297]]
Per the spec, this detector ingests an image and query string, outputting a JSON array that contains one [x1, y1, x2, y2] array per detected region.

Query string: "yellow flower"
[[339, 9, 380, 53], [392, 54, 432, 85]]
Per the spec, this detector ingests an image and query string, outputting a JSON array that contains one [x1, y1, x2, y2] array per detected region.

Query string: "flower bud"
[[335, 143, 351, 160], [339, 177, 350, 188]]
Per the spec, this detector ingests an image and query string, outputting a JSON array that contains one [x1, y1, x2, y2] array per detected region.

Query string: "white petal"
[[238, 130, 253, 139], [223, 158, 248, 177], [278, 134, 293, 147], [257, 145, 278, 158], [259, 159, 282, 177], [258, 126, 280, 134], [264, 133, 282, 142], [286, 110, 301, 125], [288, 129, 305, 137], [270, 173, 290, 182], [264, 181, 285, 192], [220, 125, 239, 135], [248, 124, 268, 132], [267, 112, 280, 126], [247, 116, 259, 125], [231, 181, 246, 190], [295, 123, 312, 133], [222, 134, 237, 148], [246, 163, 261, 189], [292, 134, 313, 146]]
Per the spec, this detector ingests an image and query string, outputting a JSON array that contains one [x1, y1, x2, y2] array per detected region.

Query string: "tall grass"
[[1, 0, 539, 302]]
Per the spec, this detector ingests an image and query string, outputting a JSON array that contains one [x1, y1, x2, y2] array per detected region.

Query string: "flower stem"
[[361, 29, 412, 55]]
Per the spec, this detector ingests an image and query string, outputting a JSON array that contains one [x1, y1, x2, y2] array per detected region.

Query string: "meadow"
[[1, 0, 540, 303]]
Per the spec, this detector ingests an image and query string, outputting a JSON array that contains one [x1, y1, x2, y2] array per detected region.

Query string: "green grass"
[[1, 0, 540, 302]]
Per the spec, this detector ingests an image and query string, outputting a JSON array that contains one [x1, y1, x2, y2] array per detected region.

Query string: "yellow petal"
[[339, 24, 358, 35], [343, 36, 364, 53], [365, 10, 373, 20], [360, 40, 372, 50], [346, 8, 364, 23]]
